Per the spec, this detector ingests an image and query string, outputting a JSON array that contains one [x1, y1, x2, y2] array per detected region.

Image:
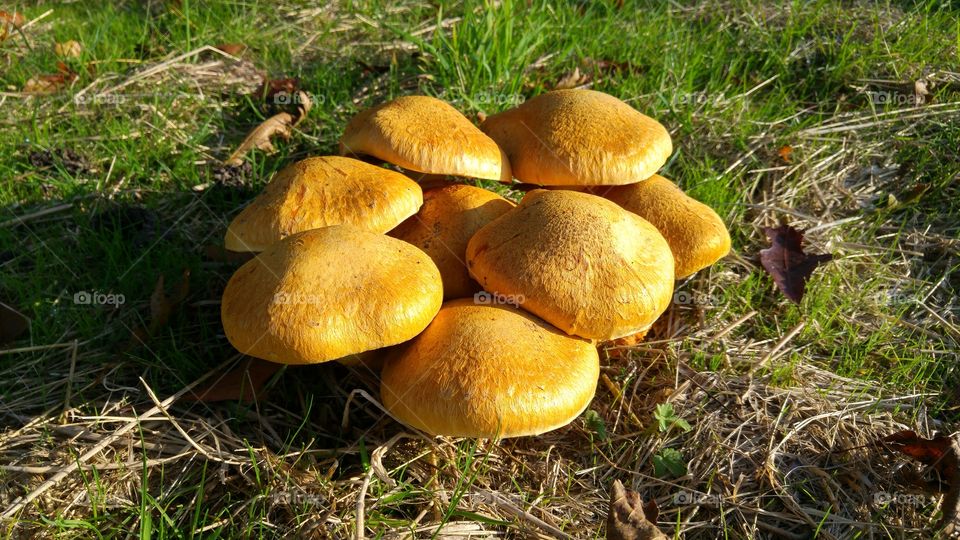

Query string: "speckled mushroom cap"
[[221, 225, 443, 364], [480, 89, 672, 186], [596, 175, 731, 278], [466, 189, 675, 340], [390, 184, 515, 299], [380, 299, 600, 438], [339, 95, 512, 182], [224, 156, 422, 252]]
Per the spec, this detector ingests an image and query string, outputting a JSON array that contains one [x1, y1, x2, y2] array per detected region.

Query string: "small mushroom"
[[597, 174, 731, 278], [480, 89, 672, 186], [466, 189, 675, 341], [221, 225, 443, 364], [339, 95, 511, 182], [380, 299, 600, 438], [225, 156, 422, 252], [390, 184, 515, 299]]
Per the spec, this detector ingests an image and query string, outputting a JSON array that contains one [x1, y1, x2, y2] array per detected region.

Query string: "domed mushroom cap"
[[597, 175, 731, 278], [381, 299, 600, 438], [390, 184, 515, 299], [466, 190, 674, 340], [225, 156, 422, 252], [221, 225, 443, 364], [480, 89, 672, 186], [339, 95, 511, 182]]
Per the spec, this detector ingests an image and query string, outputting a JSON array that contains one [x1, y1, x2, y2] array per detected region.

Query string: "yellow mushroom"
[[340, 95, 511, 182], [597, 174, 731, 278], [466, 189, 675, 341], [221, 225, 443, 364], [480, 89, 672, 186], [390, 184, 515, 299], [381, 299, 600, 438], [224, 156, 422, 252]]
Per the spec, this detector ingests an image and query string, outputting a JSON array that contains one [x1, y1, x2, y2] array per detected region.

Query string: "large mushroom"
[[340, 95, 511, 183], [466, 189, 675, 341], [595, 175, 731, 278], [390, 184, 515, 299], [221, 225, 443, 364], [225, 156, 422, 252], [480, 89, 672, 186], [381, 299, 599, 438]]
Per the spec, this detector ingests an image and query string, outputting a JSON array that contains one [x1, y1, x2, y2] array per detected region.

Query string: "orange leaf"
[[215, 43, 246, 56], [777, 145, 793, 163]]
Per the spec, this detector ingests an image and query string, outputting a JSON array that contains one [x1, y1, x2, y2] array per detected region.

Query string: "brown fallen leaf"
[[0, 11, 24, 42], [258, 77, 299, 101], [880, 431, 960, 534], [0, 301, 30, 345], [215, 43, 246, 56], [129, 269, 191, 347], [759, 225, 833, 304], [224, 90, 311, 165], [184, 357, 282, 403], [606, 480, 668, 540], [23, 62, 78, 94], [55, 40, 83, 58], [555, 67, 591, 90]]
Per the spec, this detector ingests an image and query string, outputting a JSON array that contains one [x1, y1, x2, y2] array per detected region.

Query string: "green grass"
[[1, 0, 958, 538]]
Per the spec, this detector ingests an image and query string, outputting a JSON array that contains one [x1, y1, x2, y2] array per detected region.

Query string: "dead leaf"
[[258, 77, 299, 101], [23, 62, 78, 94], [225, 90, 311, 165], [555, 67, 591, 90], [184, 358, 282, 403], [0, 301, 29, 345], [777, 145, 793, 163], [914, 79, 931, 105], [881, 431, 960, 534], [606, 480, 668, 540], [0, 11, 24, 42], [759, 225, 833, 303], [55, 40, 82, 58], [215, 43, 246, 56], [129, 269, 190, 347], [224, 112, 293, 165]]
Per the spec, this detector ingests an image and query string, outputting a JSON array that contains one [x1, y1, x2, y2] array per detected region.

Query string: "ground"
[[0, 1, 958, 538]]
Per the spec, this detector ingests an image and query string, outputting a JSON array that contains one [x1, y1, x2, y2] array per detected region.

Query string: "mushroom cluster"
[[220, 90, 730, 439]]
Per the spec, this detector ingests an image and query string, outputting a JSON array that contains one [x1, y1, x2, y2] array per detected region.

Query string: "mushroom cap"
[[380, 299, 600, 438], [466, 189, 674, 340], [390, 184, 515, 299], [480, 89, 672, 186], [225, 156, 422, 252], [596, 175, 731, 278], [221, 225, 443, 364], [339, 95, 511, 182]]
